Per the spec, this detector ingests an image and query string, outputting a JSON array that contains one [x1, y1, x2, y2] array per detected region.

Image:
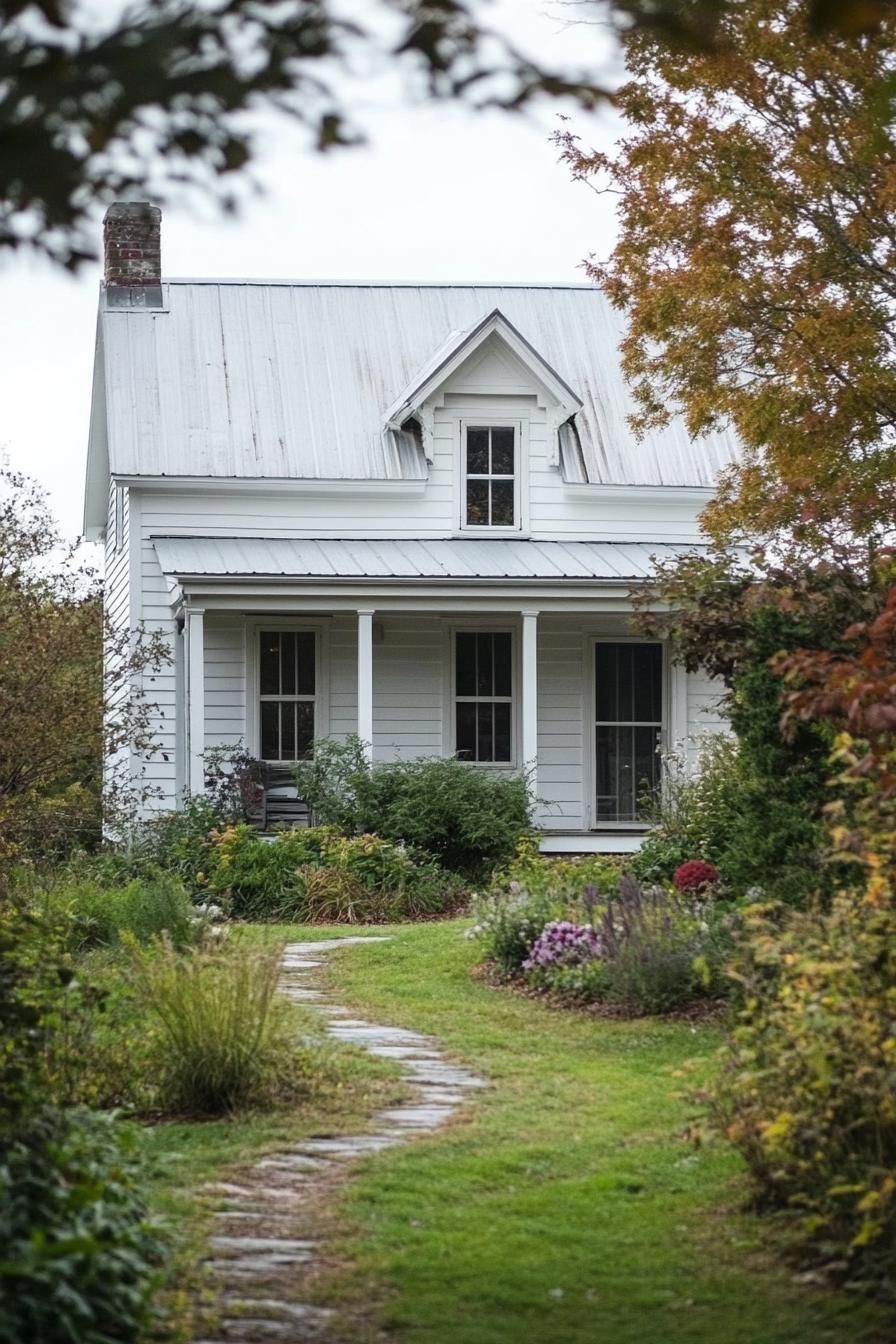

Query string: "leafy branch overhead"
[[557, 0, 896, 547], [2, 0, 892, 269]]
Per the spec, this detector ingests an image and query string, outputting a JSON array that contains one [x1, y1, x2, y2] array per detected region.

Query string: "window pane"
[[466, 479, 489, 526], [494, 702, 511, 762], [456, 701, 476, 759], [618, 726, 636, 821], [491, 480, 514, 526], [281, 699, 296, 758], [260, 633, 280, 695], [491, 427, 514, 475], [595, 644, 618, 722], [296, 631, 315, 695], [280, 631, 296, 695], [595, 725, 617, 820], [617, 644, 634, 721], [261, 701, 280, 760], [493, 632, 512, 697], [296, 702, 315, 759], [633, 643, 662, 722], [467, 426, 489, 474], [477, 701, 493, 762], [456, 633, 476, 696], [476, 632, 493, 696], [634, 725, 660, 817]]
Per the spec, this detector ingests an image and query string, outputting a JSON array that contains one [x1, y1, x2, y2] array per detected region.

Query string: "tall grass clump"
[[128, 934, 310, 1115]]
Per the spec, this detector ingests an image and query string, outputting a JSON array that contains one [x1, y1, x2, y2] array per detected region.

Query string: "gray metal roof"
[[153, 535, 692, 583], [98, 281, 738, 489]]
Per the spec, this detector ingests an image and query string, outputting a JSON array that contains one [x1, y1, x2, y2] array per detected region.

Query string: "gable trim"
[[384, 309, 583, 432]]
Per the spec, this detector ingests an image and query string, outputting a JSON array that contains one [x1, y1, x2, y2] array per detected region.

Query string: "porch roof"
[[153, 536, 694, 584]]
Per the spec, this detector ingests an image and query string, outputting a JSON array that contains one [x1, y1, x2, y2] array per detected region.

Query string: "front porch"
[[155, 534, 724, 851], [179, 602, 703, 854]]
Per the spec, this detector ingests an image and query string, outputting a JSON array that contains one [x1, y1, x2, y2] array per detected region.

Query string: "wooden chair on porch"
[[246, 763, 312, 832]]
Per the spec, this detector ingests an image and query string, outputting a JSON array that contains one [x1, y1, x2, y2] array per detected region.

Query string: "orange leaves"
[[562, 0, 896, 547]]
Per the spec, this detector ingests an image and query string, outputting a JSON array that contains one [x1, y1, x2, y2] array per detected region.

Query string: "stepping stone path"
[[194, 937, 486, 1342]]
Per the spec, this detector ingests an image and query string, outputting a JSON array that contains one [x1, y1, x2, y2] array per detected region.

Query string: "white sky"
[[0, 2, 624, 544]]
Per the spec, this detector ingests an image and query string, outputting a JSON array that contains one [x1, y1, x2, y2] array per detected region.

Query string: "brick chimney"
[[103, 202, 162, 307]]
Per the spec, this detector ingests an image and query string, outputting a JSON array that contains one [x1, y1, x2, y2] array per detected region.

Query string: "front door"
[[594, 641, 663, 826]]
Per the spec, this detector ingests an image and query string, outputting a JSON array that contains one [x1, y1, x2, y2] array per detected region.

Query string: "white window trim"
[[443, 622, 520, 769], [456, 418, 529, 534], [584, 635, 669, 832], [245, 619, 330, 762]]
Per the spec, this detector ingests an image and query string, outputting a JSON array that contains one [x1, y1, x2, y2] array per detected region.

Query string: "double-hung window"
[[454, 631, 513, 763], [594, 641, 663, 824], [464, 425, 516, 528], [259, 630, 316, 761]]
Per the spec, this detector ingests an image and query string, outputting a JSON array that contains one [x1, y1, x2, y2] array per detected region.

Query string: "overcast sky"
[[0, 2, 624, 546]]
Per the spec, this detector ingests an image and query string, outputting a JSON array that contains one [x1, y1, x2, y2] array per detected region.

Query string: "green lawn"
[[260, 920, 893, 1344]]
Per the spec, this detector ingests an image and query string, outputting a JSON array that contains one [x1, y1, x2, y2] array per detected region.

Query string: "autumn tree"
[[0, 470, 167, 859], [558, 0, 896, 547]]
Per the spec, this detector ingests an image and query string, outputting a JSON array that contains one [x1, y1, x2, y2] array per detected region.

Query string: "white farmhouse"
[[84, 203, 732, 853]]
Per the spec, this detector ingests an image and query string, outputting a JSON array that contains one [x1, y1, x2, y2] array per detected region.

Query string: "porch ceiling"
[[153, 536, 694, 584]]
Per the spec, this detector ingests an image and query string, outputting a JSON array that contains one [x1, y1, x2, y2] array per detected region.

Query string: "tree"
[[1, 0, 889, 270], [0, 470, 167, 858], [557, 0, 896, 546]]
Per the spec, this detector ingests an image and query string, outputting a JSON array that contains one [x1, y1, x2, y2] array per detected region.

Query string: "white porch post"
[[521, 609, 539, 801], [357, 608, 374, 765], [186, 606, 205, 795]]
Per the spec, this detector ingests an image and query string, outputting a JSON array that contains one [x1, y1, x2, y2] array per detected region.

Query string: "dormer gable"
[[384, 309, 582, 466]]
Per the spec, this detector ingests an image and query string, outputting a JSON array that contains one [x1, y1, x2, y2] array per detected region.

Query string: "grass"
[[70, 933, 405, 1342], [253, 919, 894, 1344]]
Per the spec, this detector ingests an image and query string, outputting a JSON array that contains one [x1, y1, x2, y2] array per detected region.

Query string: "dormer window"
[[464, 425, 516, 529]]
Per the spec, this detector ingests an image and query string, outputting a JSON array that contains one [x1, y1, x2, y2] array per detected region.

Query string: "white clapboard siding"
[[686, 669, 729, 761], [204, 617, 246, 748]]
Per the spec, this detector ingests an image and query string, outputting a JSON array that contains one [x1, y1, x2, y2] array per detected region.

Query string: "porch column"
[[521, 608, 539, 800], [186, 606, 205, 795], [357, 607, 374, 765]]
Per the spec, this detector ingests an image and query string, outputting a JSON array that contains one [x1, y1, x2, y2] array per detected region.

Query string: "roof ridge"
[[158, 278, 599, 290]]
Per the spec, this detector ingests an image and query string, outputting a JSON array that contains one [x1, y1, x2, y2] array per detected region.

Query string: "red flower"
[[673, 860, 720, 892]]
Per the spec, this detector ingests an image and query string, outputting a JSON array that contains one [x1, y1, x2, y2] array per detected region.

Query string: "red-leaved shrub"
[[673, 859, 719, 892]]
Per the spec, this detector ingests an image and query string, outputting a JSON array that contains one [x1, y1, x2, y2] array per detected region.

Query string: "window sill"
[[453, 530, 531, 541]]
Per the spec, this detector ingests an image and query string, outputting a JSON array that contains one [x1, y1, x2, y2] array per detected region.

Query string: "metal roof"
[[98, 281, 738, 489], [153, 536, 693, 583]]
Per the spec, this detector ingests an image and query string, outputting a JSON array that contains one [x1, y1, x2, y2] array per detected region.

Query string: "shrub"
[[713, 896, 896, 1286], [46, 872, 197, 951], [594, 876, 730, 1014], [0, 1105, 165, 1344], [631, 736, 742, 885], [673, 859, 720, 893], [299, 865, 377, 923], [137, 794, 223, 888], [128, 932, 315, 1115], [469, 882, 560, 974], [323, 832, 463, 919], [295, 738, 531, 876], [487, 834, 620, 908], [201, 822, 335, 918], [202, 823, 461, 922]]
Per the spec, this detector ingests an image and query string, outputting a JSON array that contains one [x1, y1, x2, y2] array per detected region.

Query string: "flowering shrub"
[[468, 882, 559, 974], [673, 860, 720, 892], [522, 921, 602, 972]]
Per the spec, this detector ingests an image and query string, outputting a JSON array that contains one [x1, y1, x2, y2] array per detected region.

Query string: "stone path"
[[194, 937, 486, 1343]]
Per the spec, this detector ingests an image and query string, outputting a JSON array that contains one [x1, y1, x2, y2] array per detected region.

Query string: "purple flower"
[[522, 920, 603, 972]]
